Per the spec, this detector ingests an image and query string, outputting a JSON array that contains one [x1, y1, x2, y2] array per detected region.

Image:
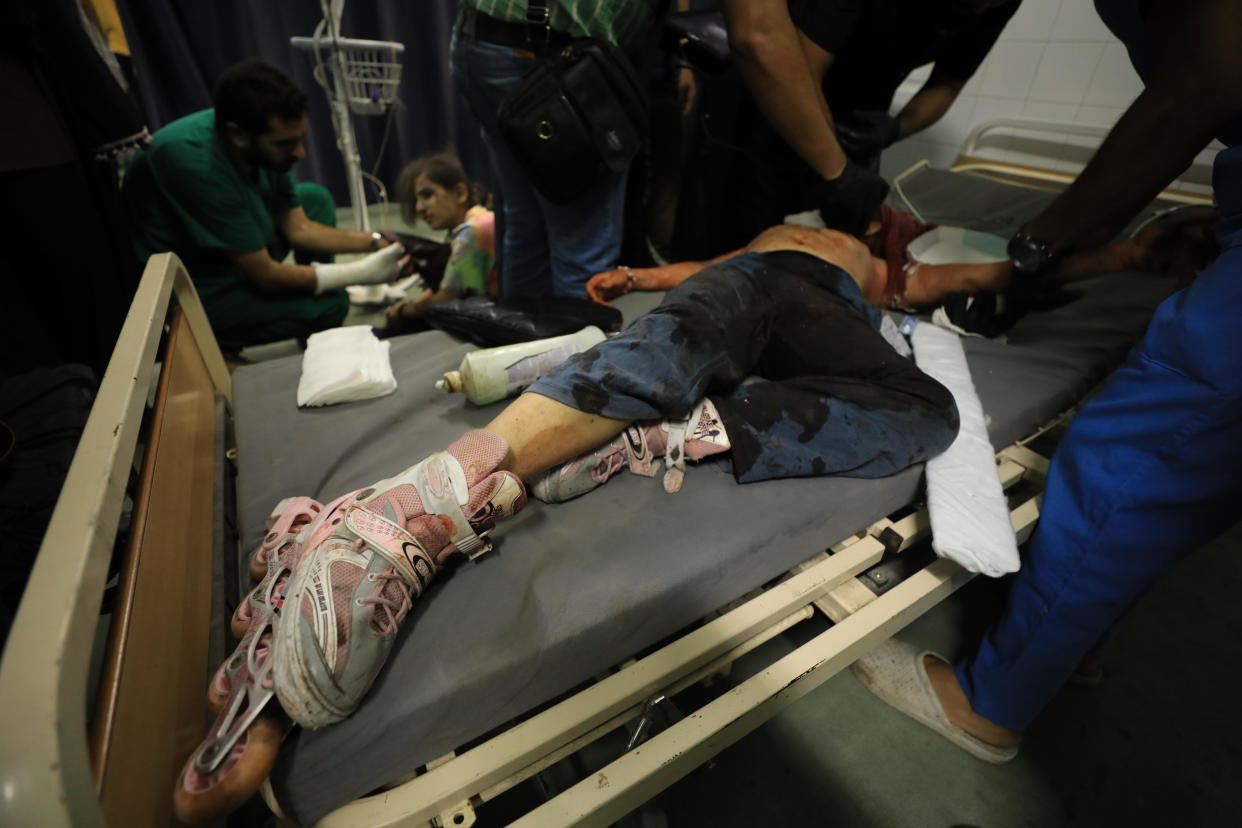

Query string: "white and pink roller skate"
[[173, 430, 527, 822], [273, 430, 526, 729], [173, 495, 323, 824]]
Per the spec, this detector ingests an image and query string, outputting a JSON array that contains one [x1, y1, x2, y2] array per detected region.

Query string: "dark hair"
[[213, 59, 307, 136], [396, 152, 484, 225]]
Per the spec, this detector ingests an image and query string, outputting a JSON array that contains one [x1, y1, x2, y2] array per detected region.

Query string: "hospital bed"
[[0, 156, 1211, 827]]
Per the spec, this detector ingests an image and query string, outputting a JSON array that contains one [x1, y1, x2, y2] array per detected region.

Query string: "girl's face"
[[413, 173, 469, 231]]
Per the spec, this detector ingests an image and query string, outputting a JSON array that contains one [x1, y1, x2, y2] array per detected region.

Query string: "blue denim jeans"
[[529, 251, 959, 482], [450, 29, 628, 299]]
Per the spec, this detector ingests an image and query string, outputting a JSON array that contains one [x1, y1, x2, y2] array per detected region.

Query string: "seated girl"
[[382, 154, 498, 332]]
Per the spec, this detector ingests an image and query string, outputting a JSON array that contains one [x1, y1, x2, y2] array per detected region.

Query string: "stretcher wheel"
[[173, 712, 284, 825]]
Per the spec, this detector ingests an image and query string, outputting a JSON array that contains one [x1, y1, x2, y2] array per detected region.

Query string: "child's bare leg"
[[484, 392, 630, 481]]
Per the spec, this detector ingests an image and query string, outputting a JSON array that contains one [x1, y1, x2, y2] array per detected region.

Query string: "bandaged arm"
[[232, 243, 404, 295], [311, 244, 404, 294]]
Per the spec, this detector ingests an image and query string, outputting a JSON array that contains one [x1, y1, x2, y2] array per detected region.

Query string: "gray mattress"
[[231, 168, 1177, 823]]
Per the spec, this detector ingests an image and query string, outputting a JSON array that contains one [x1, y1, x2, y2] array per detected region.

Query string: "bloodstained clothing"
[[528, 249, 959, 483]]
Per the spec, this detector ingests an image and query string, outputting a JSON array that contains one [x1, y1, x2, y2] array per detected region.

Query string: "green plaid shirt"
[[464, 0, 653, 47]]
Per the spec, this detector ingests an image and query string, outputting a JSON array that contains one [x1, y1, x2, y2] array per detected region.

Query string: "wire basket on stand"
[[291, 25, 405, 232], [327, 37, 404, 116]]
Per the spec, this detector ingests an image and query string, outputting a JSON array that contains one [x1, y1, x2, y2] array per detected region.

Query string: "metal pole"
[[324, 0, 370, 231]]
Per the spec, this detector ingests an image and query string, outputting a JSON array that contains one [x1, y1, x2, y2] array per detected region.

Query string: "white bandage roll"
[[910, 321, 1020, 577], [312, 243, 403, 294]]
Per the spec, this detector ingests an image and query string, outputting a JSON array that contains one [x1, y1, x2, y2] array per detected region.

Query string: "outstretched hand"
[[585, 268, 634, 305]]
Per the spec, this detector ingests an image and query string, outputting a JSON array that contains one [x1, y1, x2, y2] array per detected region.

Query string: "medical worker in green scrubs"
[[124, 59, 406, 353]]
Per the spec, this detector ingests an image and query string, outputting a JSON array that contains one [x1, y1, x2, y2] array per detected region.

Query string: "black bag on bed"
[[424, 295, 623, 347]]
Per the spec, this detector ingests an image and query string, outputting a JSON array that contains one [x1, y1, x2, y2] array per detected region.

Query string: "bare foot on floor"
[[924, 655, 1022, 749]]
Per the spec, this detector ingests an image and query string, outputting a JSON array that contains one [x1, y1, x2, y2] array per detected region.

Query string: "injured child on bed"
[[175, 221, 970, 822], [587, 204, 1221, 338]]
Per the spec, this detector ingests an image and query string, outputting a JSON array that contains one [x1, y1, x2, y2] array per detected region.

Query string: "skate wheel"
[[248, 549, 268, 582], [206, 661, 232, 714], [230, 600, 253, 640], [173, 712, 286, 824]]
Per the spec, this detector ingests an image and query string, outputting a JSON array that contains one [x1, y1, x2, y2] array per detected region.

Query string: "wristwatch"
[[1007, 231, 1058, 275], [369, 231, 383, 252]]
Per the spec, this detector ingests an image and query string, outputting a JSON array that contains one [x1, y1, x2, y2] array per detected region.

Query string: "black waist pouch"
[[425, 295, 623, 346], [497, 38, 648, 204]]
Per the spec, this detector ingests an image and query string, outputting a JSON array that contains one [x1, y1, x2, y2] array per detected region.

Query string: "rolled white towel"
[[910, 320, 1020, 577]]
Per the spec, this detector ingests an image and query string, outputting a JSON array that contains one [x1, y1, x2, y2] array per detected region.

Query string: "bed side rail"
[[947, 117, 1215, 205], [0, 253, 228, 827]]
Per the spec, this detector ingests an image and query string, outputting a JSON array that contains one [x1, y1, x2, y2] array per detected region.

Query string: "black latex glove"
[[836, 110, 901, 161], [816, 161, 891, 237]]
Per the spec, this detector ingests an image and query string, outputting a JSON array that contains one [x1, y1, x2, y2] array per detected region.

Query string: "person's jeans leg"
[[541, 169, 628, 298], [450, 31, 551, 296], [481, 129, 553, 296], [957, 238, 1242, 732]]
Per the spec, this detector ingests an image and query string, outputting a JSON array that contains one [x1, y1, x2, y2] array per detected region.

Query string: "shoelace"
[[590, 444, 631, 483], [360, 568, 414, 636]]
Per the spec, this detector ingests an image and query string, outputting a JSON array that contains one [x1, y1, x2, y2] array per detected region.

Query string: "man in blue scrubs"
[[861, 0, 1242, 759]]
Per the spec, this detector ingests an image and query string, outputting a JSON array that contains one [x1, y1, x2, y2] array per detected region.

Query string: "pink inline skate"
[[173, 495, 327, 824]]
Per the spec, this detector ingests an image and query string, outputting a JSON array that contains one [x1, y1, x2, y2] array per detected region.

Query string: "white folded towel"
[[296, 326, 397, 407], [910, 321, 1020, 577]]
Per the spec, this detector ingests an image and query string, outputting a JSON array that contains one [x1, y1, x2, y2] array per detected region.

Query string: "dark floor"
[[640, 518, 1242, 828], [461, 518, 1242, 827]]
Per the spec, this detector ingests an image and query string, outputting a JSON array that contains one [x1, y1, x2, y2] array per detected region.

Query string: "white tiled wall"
[[877, 0, 1217, 189]]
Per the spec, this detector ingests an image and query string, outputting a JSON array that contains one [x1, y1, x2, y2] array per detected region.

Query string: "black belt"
[[457, 7, 573, 52]]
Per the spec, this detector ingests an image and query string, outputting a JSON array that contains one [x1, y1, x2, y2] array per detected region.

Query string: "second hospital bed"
[[0, 160, 1208, 827]]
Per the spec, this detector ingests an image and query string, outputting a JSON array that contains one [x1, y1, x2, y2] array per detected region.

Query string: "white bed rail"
[[952, 117, 1216, 203], [0, 253, 228, 826], [959, 117, 1110, 159]]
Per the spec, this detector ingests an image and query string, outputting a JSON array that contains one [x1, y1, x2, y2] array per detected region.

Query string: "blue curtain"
[[115, 0, 495, 206]]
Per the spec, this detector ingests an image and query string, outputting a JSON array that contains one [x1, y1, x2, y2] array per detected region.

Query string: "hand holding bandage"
[[313, 243, 408, 294]]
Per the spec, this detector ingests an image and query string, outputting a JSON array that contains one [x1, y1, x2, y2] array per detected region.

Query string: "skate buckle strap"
[[661, 414, 690, 493], [346, 507, 438, 594], [413, 451, 493, 559], [622, 423, 658, 478]]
